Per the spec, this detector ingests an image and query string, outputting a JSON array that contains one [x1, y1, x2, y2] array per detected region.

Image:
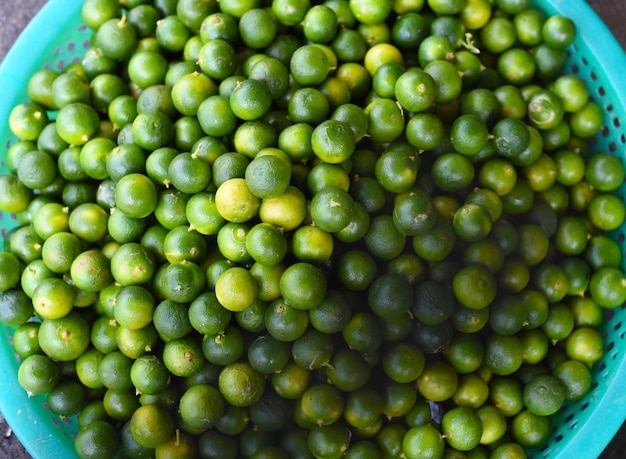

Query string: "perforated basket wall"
[[0, 2, 91, 457], [0, 1, 624, 458], [525, 1, 626, 457]]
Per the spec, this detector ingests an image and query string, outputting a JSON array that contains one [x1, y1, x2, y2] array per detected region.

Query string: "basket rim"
[[527, 3, 626, 456], [0, 3, 85, 457], [0, 1, 626, 459]]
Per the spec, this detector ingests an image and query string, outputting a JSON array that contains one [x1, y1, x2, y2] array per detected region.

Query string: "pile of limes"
[[1, 0, 625, 457]]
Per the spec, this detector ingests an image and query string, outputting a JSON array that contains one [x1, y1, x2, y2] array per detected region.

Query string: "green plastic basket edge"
[[0, 1, 625, 458], [526, 1, 626, 458], [0, 2, 87, 458]]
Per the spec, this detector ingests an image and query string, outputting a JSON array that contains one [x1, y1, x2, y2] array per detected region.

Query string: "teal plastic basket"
[[0, 1, 625, 458]]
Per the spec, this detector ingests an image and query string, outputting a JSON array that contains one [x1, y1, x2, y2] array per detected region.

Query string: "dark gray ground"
[[0, 1, 625, 458]]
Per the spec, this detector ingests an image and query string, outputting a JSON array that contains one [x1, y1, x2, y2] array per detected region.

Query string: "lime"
[[311, 119, 356, 164], [179, 384, 224, 432], [326, 347, 371, 392], [219, 361, 266, 407], [416, 359, 459, 403], [395, 67, 436, 113], [75, 421, 120, 459], [130, 354, 170, 396], [554, 359, 593, 401], [215, 267, 258, 312], [452, 373, 490, 410], [17, 354, 60, 396], [308, 424, 351, 459], [280, 262, 327, 311], [245, 154, 291, 199], [32, 277, 76, 320], [215, 178, 261, 223], [130, 404, 174, 449], [402, 424, 444, 459], [301, 383, 344, 426], [523, 375, 566, 416], [484, 333, 524, 376], [290, 44, 330, 87], [38, 311, 90, 361], [309, 186, 354, 233], [452, 264, 497, 310], [565, 327, 604, 366], [382, 342, 425, 383], [441, 407, 483, 451]]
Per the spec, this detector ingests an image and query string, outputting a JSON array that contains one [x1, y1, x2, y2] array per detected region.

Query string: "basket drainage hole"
[[598, 86, 606, 96], [609, 142, 617, 152], [614, 117, 621, 127], [580, 402, 590, 412], [555, 433, 564, 443], [590, 71, 598, 81]]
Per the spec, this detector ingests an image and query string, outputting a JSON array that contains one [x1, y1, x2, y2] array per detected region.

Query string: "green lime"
[[416, 360, 458, 403], [523, 375, 566, 416], [18, 353, 60, 396], [402, 424, 444, 459], [441, 406, 483, 451], [279, 262, 327, 311], [300, 383, 344, 426], [129, 404, 174, 449], [218, 361, 266, 407], [382, 341, 425, 383], [179, 384, 224, 432], [215, 267, 258, 312], [38, 311, 90, 361], [75, 420, 120, 459]]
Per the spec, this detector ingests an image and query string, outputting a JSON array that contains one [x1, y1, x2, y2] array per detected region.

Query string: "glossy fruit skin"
[[0, 2, 620, 459]]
